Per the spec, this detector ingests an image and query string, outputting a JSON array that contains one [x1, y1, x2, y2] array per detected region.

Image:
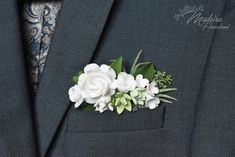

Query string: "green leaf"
[[154, 71, 173, 89], [157, 94, 177, 101], [123, 94, 132, 101], [110, 57, 123, 75], [78, 102, 95, 111], [130, 49, 143, 74], [72, 71, 83, 83], [72, 76, 79, 84], [125, 102, 132, 111], [130, 50, 156, 80], [115, 98, 121, 106], [120, 97, 127, 105], [130, 90, 138, 97], [159, 98, 173, 103], [131, 62, 151, 75], [132, 63, 156, 80], [159, 88, 177, 93], [117, 105, 125, 114]]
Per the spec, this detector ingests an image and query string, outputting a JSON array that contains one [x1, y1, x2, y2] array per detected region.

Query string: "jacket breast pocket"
[[63, 106, 166, 156], [66, 105, 165, 133]]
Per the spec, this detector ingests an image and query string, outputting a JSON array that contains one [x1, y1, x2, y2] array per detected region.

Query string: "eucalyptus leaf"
[[110, 57, 123, 74]]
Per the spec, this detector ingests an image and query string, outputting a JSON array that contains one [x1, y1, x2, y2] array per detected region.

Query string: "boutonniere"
[[68, 50, 177, 114]]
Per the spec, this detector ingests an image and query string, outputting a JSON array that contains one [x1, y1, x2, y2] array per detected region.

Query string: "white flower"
[[145, 98, 160, 109], [77, 63, 116, 105], [68, 85, 84, 108], [95, 102, 114, 113], [93, 96, 114, 113], [136, 74, 149, 88], [144, 82, 160, 109], [146, 82, 159, 96], [114, 72, 136, 93]]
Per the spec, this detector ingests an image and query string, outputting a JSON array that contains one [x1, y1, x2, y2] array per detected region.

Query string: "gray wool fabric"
[[0, 0, 235, 157]]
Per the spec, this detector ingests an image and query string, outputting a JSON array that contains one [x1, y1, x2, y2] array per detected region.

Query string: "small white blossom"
[[136, 74, 149, 88], [68, 85, 84, 108], [95, 102, 114, 113], [144, 82, 160, 109], [146, 82, 159, 96], [114, 72, 136, 93], [93, 96, 113, 113], [145, 97, 160, 109]]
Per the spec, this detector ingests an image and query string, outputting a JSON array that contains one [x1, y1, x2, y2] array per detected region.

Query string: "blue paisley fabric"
[[23, 1, 62, 92]]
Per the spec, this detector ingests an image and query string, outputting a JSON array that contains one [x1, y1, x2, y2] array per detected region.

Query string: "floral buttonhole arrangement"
[[68, 50, 177, 114]]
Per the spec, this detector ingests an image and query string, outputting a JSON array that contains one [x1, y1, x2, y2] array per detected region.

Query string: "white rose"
[[114, 72, 136, 93], [78, 63, 116, 104]]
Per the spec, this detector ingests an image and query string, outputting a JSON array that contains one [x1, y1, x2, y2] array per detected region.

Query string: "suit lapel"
[[0, 0, 37, 155], [34, 0, 115, 156]]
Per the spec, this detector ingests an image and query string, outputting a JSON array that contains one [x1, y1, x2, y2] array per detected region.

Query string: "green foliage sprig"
[[154, 71, 172, 89]]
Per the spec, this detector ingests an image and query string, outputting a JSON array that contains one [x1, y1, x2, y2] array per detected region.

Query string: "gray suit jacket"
[[0, 0, 234, 156]]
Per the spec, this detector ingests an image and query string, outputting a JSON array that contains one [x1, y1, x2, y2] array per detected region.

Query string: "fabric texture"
[[0, 1, 37, 156], [190, 1, 235, 156], [23, 1, 61, 92]]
